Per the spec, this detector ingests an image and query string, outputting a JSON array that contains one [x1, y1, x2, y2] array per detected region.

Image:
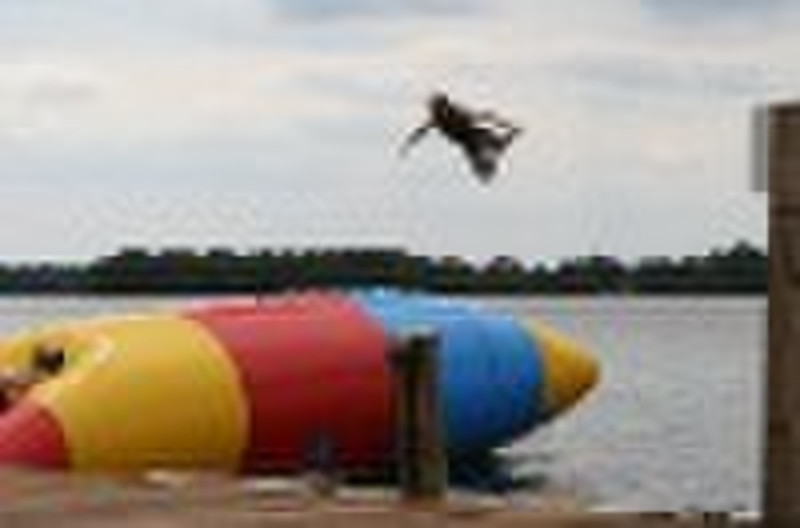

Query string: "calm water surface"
[[0, 295, 765, 512], [481, 296, 764, 512]]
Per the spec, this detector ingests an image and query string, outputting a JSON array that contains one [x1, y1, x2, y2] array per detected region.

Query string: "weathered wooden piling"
[[388, 328, 448, 502], [764, 102, 800, 524]]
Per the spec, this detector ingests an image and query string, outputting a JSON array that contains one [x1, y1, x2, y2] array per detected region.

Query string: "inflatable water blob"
[[0, 291, 599, 473]]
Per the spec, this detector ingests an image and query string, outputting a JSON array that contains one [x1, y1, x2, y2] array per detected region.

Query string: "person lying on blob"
[[0, 344, 65, 413]]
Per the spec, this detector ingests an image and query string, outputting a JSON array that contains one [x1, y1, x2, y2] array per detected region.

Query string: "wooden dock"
[[0, 469, 757, 527]]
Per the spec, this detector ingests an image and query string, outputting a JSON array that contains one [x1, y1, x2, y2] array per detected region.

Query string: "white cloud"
[[639, 0, 795, 26], [0, 0, 274, 50], [267, 0, 483, 21]]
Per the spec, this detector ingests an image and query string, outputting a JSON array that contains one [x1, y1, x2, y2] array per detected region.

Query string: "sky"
[[0, 0, 794, 264]]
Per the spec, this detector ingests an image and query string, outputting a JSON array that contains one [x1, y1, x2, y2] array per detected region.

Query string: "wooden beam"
[[765, 102, 800, 524]]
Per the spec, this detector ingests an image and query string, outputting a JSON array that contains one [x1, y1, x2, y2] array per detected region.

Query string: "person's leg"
[[462, 136, 498, 183]]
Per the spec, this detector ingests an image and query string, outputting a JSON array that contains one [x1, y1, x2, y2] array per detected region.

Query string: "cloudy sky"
[[0, 0, 794, 263]]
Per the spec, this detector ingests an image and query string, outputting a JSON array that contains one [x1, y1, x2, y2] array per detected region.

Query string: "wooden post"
[[389, 328, 448, 502], [765, 102, 800, 524]]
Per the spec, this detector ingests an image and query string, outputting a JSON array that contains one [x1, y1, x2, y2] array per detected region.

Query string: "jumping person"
[[400, 92, 522, 183]]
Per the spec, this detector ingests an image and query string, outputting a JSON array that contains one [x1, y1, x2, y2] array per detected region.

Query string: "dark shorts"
[[462, 127, 507, 179]]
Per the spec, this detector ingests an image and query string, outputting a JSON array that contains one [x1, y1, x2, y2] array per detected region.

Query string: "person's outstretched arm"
[[399, 121, 433, 157]]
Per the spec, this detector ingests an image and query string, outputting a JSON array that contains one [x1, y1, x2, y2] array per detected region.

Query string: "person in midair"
[[400, 91, 522, 183]]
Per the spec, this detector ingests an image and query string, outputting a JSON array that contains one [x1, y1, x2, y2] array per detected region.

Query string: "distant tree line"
[[0, 241, 765, 295]]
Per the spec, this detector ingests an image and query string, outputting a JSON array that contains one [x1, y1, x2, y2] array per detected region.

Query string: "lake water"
[[0, 295, 765, 512]]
